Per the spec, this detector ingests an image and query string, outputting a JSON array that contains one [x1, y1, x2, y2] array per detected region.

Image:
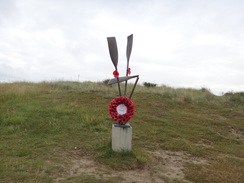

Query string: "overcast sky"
[[0, 0, 244, 95]]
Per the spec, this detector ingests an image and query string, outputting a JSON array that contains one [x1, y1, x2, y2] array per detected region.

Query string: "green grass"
[[0, 81, 243, 183]]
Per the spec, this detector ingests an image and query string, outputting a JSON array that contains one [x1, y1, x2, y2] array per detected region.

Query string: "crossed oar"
[[107, 34, 139, 99]]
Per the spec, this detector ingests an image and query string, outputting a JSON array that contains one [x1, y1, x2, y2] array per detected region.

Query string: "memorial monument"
[[106, 34, 139, 152]]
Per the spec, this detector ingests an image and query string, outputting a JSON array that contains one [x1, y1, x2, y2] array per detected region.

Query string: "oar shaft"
[[115, 68, 122, 96], [117, 77, 122, 96], [129, 76, 139, 99], [124, 58, 130, 96]]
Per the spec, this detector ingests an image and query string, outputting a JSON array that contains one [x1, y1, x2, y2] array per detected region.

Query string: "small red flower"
[[113, 70, 119, 78], [127, 68, 131, 75]]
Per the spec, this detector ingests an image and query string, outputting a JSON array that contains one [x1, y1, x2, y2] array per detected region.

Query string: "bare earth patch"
[[54, 150, 207, 183], [228, 127, 244, 141]]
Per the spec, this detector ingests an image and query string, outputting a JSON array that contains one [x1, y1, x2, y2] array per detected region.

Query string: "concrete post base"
[[112, 123, 132, 152]]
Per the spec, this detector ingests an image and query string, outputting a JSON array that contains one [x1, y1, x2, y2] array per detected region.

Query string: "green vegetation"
[[0, 81, 243, 182]]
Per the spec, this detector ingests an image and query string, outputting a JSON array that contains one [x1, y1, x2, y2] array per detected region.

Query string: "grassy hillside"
[[0, 81, 243, 183]]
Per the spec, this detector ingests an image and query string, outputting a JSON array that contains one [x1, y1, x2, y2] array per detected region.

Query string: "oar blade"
[[126, 34, 133, 62], [107, 37, 118, 68]]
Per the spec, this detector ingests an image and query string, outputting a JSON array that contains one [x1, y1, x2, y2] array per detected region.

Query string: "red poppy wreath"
[[108, 96, 135, 124]]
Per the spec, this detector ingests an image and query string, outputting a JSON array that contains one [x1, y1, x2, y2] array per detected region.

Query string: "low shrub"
[[143, 82, 157, 88]]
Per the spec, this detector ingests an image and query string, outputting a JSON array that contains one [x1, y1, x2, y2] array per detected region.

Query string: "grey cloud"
[[0, 0, 244, 94]]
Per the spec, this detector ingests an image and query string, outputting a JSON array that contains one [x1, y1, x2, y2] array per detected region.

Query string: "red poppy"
[[108, 96, 135, 124], [113, 70, 119, 78], [127, 68, 131, 75]]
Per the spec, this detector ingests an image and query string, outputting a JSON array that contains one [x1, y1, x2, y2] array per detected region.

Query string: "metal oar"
[[108, 75, 139, 85], [107, 37, 122, 96], [129, 76, 139, 99], [124, 34, 133, 97]]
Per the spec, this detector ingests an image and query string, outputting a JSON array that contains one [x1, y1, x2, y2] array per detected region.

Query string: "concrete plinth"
[[112, 123, 132, 152]]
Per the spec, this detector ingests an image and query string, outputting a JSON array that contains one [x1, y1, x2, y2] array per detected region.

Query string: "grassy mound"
[[0, 81, 243, 182]]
